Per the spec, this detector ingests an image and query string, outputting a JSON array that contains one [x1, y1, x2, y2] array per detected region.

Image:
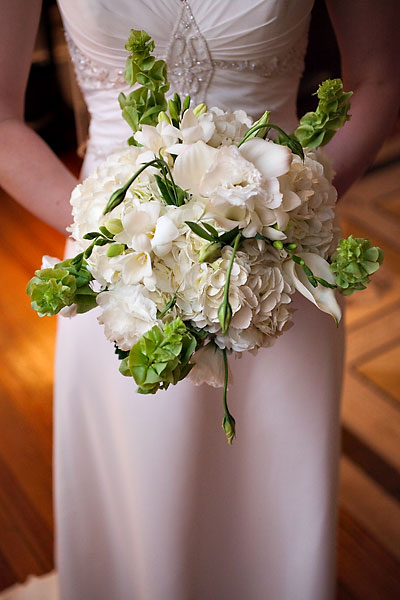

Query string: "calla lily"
[[284, 252, 341, 323], [239, 138, 291, 179], [173, 141, 218, 194]]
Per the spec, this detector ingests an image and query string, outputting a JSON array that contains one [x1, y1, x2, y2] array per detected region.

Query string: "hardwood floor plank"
[[339, 457, 400, 562]]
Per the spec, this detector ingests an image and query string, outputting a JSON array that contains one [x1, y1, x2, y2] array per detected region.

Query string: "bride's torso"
[[58, 0, 314, 171]]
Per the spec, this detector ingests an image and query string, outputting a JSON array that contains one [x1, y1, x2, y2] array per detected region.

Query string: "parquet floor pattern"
[[0, 152, 399, 598]]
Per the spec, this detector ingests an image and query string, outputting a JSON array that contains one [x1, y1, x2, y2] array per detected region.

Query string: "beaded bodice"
[[58, 0, 313, 170]]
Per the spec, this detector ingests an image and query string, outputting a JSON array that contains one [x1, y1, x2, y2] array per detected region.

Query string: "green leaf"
[[217, 226, 240, 246], [185, 221, 216, 242], [202, 222, 219, 238], [83, 232, 100, 240]]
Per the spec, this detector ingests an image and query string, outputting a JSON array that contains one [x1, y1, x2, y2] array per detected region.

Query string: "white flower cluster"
[[69, 106, 341, 386]]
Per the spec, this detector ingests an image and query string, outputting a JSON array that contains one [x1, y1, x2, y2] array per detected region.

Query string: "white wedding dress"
[[54, 1, 344, 598]]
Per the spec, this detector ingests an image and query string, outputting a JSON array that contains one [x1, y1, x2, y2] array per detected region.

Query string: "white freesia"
[[97, 285, 158, 350], [134, 121, 180, 154], [283, 252, 341, 323], [151, 215, 180, 256]]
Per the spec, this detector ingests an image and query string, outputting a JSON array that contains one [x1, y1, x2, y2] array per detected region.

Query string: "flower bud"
[[273, 240, 284, 250], [218, 301, 232, 334], [222, 413, 236, 445], [157, 111, 171, 124], [107, 243, 126, 257], [198, 242, 222, 264], [104, 218, 123, 234], [193, 103, 207, 117], [168, 99, 179, 121]]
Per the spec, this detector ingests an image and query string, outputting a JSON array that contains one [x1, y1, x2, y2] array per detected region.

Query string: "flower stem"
[[218, 232, 241, 334]]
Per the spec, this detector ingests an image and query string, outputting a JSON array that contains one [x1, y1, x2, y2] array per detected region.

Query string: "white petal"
[[152, 215, 179, 248], [120, 252, 152, 285], [284, 253, 341, 323], [173, 141, 218, 192], [134, 125, 162, 152], [263, 226, 287, 241], [239, 138, 291, 179]]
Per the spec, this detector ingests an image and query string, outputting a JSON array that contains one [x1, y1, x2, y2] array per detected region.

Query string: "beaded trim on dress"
[[65, 14, 308, 103]]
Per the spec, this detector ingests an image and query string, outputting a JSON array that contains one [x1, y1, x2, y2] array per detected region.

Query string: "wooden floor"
[[0, 149, 400, 598]]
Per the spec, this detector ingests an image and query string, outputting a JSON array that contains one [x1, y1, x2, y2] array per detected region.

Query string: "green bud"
[[286, 243, 297, 250], [193, 103, 207, 117], [218, 301, 232, 334], [157, 111, 171, 124], [107, 243, 126, 257], [104, 218, 123, 235], [222, 413, 236, 445], [168, 98, 179, 121], [198, 242, 222, 264], [253, 110, 271, 138], [273, 240, 284, 250], [182, 95, 191, 112]]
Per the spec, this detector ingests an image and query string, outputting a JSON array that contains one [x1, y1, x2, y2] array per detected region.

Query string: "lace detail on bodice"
[[164, 0, 213, 103]]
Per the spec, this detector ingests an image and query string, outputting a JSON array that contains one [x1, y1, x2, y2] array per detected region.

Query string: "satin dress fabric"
[[55, 2, 344, 598]]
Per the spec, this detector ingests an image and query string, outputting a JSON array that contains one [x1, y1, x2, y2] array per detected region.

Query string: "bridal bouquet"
[[27, 31, 383, 443]]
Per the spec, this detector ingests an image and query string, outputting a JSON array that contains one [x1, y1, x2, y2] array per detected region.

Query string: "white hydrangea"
[[198, 107, 253, 147], [281, 149, 339, 258]]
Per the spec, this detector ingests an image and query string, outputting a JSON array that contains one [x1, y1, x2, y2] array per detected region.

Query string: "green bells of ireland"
[[295, 79, 353, 148], [119, 317, 197, 394], [26, 258, 97, 317], [330, 235, 384, 295]]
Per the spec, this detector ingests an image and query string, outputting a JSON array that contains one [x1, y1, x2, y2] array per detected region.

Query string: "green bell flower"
[[330, 235, 384, 295], [26, 267, 77, 317], [27, 257, 97, 316], [295, 79, 352, 148], [126, 317, 197, 394]]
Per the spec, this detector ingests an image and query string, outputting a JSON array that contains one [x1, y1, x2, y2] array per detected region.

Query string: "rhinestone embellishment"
[[164, 0, 213, 103], [64, 31, 126, 90]]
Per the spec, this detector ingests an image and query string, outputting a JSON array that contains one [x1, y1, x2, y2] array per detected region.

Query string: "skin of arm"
[[325, 0, 400, 197], [0, 0, 77, 235]]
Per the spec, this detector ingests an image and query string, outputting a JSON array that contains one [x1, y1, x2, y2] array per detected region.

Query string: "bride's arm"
[[0, 0, 77, 235], [325, 0, 400, 197]]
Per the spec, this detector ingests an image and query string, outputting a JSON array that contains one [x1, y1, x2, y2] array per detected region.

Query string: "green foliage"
[[26, 257, 97, 317], [119, 30, 170, 133], [295, 78, 352, 149], [120, 317, 197, 394], [330, 235, 384, 295]]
